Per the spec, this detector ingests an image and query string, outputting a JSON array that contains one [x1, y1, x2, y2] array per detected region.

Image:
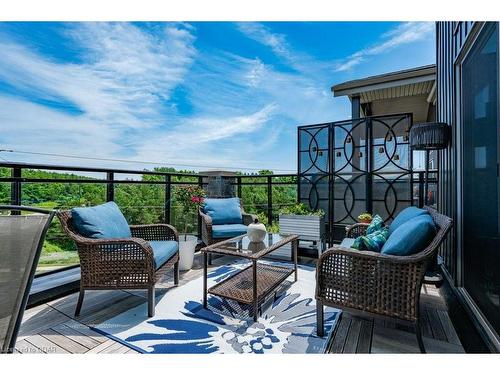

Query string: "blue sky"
[[0, 22, 435, 172]]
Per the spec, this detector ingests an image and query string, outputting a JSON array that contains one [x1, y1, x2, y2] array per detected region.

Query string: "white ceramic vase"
[[247, 219, 267, 243], [178, 234, 197, 271]]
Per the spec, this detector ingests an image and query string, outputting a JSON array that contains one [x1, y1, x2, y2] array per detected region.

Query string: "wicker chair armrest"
[[345, 223, 370, 238], [321, 245, 425, 264], [76, 237, 153, 256], [199, 209, 212, 245], [75, 237, 156, 287], [199, 209, 212, 225], [316, 245, 428, 321], [130, 224, 179, 242], [76, 237, 155, 268], [242, 212, 258, 225]]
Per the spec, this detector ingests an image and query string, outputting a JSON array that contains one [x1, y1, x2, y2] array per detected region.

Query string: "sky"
[[0, 22, 435, 173]]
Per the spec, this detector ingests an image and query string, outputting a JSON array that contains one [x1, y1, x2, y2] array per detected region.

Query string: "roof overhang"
[[332, 64, 436, 104]]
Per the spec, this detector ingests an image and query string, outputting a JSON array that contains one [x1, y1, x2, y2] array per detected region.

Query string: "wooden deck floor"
[[16, 254, 465, 354]]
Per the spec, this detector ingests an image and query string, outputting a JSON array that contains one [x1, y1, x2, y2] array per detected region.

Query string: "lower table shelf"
[[208, 263, 294, 305]]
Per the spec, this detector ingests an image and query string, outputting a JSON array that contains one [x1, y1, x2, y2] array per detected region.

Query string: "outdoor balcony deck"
[[15, 254, 464, 354]]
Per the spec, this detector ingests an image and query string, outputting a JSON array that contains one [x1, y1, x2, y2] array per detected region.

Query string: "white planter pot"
[[178, 235, 197, 271], [278, 214, 324, 241], [278, 214, 325, 257]]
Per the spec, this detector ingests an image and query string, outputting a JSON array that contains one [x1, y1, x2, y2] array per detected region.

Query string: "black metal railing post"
[[366, 118, 373, 214], [106, 172, 114, 202], [165, 174, 171, 224], [11, 166, 21, 215], [267, 175, 273, 225], [237, 176, 242, 198], [198, 175, 203, 238], [418, 171, 425, 208]]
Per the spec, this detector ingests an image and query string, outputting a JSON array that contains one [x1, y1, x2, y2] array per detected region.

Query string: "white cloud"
[[334, 22, 434, 72], [0, 23, 298, 171], [0, 22, 197, 130], [237, 22, 290, 59], [236, 22, 328, 75], [0, 95, 121, 159]]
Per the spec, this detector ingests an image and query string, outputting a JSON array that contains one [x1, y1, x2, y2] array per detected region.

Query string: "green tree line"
[[0, 167, 297, 272]]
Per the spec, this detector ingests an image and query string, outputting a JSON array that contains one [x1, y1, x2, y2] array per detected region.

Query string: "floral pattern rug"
[[92, 260, 341, 353]]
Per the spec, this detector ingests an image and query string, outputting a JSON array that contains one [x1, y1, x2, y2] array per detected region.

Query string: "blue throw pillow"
[[352, 227, 389, 252], [366, 214, 384, 235], [71, 201, 131, 239], [203, 198, 243, 225], [389, 206, 428, 235], [382, 214, 436, 256]]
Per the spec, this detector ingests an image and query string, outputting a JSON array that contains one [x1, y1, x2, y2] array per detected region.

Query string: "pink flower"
[[191, 196, 203, 203]]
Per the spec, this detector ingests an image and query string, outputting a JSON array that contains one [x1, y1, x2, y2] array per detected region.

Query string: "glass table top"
[[203, 233, 298, 258]]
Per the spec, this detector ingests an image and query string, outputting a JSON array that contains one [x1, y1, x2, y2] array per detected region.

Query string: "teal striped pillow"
[[366, 214, 384, 235], [352, 227, 389, 252]]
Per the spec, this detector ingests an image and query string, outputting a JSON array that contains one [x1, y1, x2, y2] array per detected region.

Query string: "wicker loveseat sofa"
[[58, 202, 179, 318], [315, 206, 452, 353]]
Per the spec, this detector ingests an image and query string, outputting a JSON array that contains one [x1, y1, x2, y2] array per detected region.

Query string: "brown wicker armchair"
[[315, 206, 452, 353], [58, 210, 179, 318], [199, 198, 257, 264]]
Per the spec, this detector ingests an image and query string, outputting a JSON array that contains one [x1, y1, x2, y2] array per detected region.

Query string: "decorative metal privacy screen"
[[298, 113, 414, 243]]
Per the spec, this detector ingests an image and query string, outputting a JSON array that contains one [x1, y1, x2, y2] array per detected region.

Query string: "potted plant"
[[278, 203, 325, 256], [174, 185, 206, 271], [358, 212, 373, 224]]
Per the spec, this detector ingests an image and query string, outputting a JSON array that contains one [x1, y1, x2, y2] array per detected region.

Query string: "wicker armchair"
[[199, 208, 257, 246], [199, 198, 257, 264], [315, 206, 452, 353], [58, 210, 179, 318]]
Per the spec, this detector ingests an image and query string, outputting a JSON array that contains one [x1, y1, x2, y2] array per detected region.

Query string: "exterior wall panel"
[[437, 21, 500, 351], [437, 21, 477, 283]]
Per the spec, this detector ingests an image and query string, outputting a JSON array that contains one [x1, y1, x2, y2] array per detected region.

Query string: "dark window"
[[462, 23, 500, 337]]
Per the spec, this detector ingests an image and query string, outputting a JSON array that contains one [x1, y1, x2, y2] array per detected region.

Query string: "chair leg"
[[316, 301, 324, 337], [148, 286, 155, 317], [75, 288, 85, 317], [208, 253, 212, 266], [415, 321, 426, 353], [174, 261, 179, 286]]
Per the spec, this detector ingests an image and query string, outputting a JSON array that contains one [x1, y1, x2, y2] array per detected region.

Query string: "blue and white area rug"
[[93, 260, 341, 354]]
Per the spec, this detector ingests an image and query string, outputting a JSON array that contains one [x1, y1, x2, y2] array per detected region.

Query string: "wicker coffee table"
[[201, 233, 299, 322]]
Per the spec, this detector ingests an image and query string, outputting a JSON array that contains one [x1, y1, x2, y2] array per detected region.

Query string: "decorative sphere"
[[247, 219, 267, 243]]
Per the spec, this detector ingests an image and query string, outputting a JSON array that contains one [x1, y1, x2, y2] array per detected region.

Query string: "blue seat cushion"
[[203, 198, 243, 225], [212, 224, 248, 238], [381, 214, 437, 256], [71, 201, 131, 239], [149, 240, 178, 269], [389, 206, 428, 235]]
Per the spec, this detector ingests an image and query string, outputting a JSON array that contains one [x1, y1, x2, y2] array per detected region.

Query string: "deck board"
[[356, 319, 373, 353], [328, 315, 351, 353], [343, 318, 362, 353], [51, 323, 102, 349], [17, 253, 465, 354], [39, 328, 89, 354]]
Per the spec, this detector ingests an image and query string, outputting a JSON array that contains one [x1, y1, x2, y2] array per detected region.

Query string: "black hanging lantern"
[[410, 122, 451, 150]]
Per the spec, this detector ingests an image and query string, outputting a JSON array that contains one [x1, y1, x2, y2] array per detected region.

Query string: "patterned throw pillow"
[[352, 227, 389, 252], [366, 214, 384, 235]]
